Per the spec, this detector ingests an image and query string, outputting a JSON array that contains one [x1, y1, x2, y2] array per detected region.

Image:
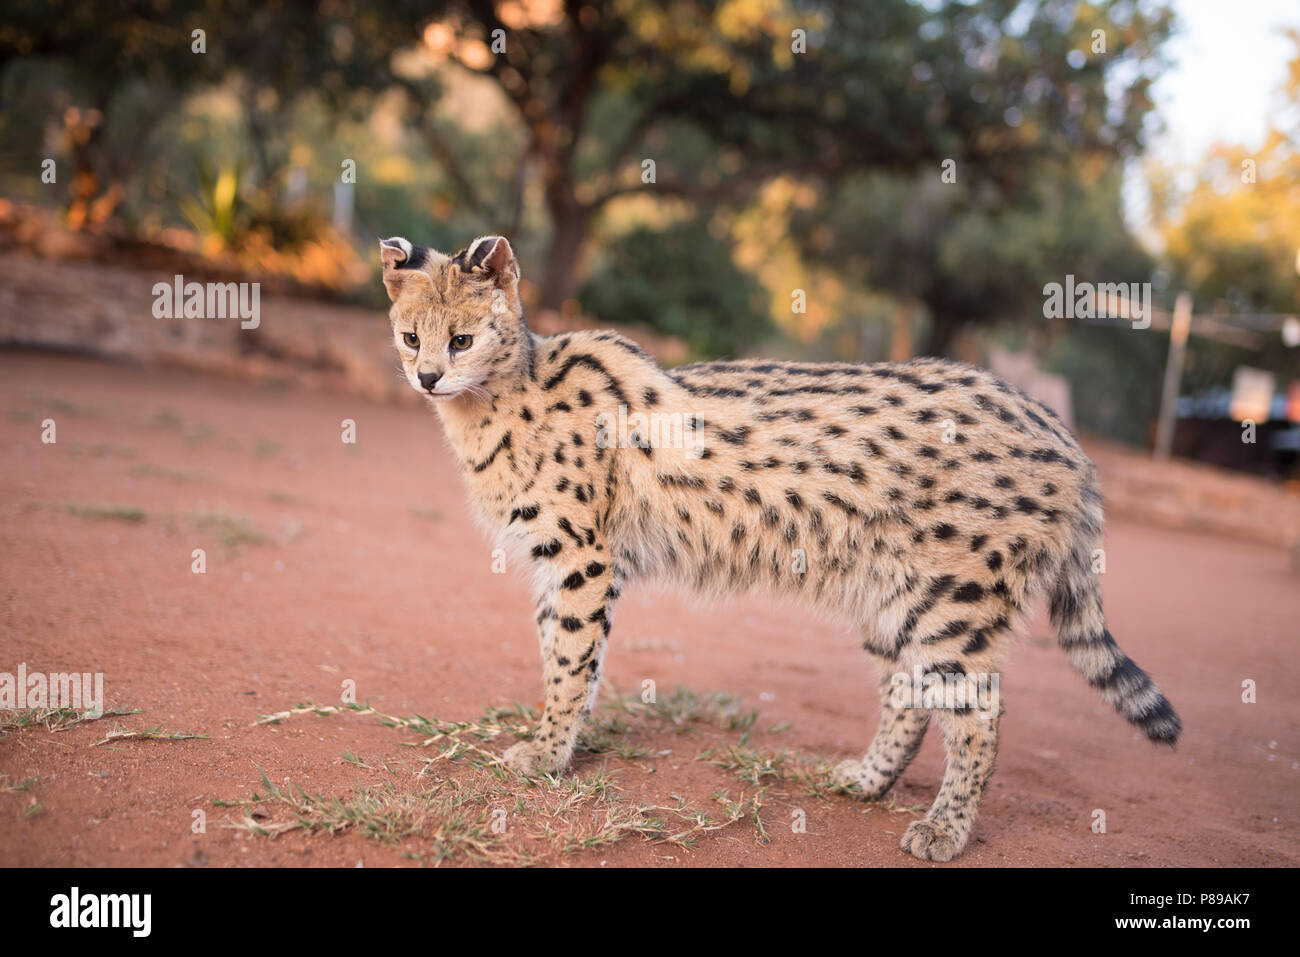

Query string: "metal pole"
[[1154, 292, 1193, 460]]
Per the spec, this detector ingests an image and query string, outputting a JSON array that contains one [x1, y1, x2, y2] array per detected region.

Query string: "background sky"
[[1128, 0, 1298, 239], [1153, 0, 1296, 160]]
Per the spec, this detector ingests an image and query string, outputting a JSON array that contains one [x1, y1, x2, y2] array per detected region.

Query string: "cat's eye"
[[450, 334, 473, 352], [402, 332, 419, 349]]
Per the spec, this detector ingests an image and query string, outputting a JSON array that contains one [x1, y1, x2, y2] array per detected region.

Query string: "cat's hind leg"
[[898, 704, 1001, 862]]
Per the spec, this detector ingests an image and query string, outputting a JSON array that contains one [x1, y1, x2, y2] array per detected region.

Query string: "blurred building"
[[1175, 386, 1300, 477]]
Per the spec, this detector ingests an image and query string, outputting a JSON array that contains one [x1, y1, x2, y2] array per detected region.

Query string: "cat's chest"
[[451, 424, 539, 528], [462, 468, 525, 520]]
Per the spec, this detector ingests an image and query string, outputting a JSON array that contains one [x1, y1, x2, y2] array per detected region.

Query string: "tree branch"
[[394, 77, 490, 218]]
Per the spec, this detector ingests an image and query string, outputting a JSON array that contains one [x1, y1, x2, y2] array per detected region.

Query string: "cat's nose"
[[418, 370, 442, 391]]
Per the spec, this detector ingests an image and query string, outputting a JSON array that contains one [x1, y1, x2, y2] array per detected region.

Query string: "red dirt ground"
[[1, 351, 1296, 867]]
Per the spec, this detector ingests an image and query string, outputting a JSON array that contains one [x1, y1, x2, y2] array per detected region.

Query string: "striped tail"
[[1050, 487, 1181, 744]]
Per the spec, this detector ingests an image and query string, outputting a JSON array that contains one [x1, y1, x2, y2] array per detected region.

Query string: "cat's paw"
[[831, 759, 892, 800], [502, 741, 567, 777], [831, 758, 870, 789], [900, 818, 965, 862]]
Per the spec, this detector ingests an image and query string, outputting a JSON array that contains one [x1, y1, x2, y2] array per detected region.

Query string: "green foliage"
[[1049, 323, 1288, 451], [792, 163, 1153, 355], [1046, 325, 1166, 447], [0, 0, 1185, 373], [579, 224, 771, 358], [178, 161, 243, 245]]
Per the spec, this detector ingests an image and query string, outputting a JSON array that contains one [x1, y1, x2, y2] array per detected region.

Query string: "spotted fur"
[[379, 235, 1181, 862]]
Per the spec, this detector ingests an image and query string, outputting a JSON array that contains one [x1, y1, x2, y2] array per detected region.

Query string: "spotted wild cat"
[[377, 234, 1181, 862]]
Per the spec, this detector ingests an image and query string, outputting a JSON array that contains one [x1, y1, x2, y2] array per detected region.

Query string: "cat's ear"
[[378, 237, 432, 301], [379, 236, 411, 269], [460, 235, 520, 293]]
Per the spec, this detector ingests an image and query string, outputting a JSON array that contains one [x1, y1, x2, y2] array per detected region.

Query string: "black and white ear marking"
[[457, 235, 520, 283], [379, 236, 436, 301], [380, 236, 432, 271], [464, 235, 496, 268], [379, 236, 412, 269], [481, 236, 520, 281]]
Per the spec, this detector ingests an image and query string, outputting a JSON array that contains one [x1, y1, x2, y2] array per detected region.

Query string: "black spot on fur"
[[543, 354, 628, 403], [472, 432, 512, 473]]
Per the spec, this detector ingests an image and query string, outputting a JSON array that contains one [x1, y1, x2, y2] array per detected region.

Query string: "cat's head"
[[379, 235, 528, 401]]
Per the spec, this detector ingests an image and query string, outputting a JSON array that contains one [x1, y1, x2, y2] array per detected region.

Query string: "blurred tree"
[[0, 0, 216, 225], [1047, 323, 1166, 445], [1155, 31, 1300, 317], [0, 0, 435, 228], [3, 0, 1177, 333], [416, 0, 1175, 311], [578, 221, 771, 356], [1150, 27, 1300, 382], [782, 0, 1173, 355], [789, 160, 1152, 356]]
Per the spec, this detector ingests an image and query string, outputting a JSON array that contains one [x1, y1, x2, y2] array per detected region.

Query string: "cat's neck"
[[433, 330, 539, 467]]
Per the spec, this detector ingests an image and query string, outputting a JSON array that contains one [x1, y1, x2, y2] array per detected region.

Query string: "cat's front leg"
[[503, 541, 618, 776]]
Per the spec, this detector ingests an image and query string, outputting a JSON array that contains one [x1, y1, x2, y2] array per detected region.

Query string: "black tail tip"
[[1138, 698, 1182, 746]]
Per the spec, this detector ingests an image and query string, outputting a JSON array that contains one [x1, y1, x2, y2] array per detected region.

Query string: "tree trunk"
[[927, 312, 964, 358], [538, 202, 589, 311], [889, 301, 914, 361], [64, 109, 105, 230]]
